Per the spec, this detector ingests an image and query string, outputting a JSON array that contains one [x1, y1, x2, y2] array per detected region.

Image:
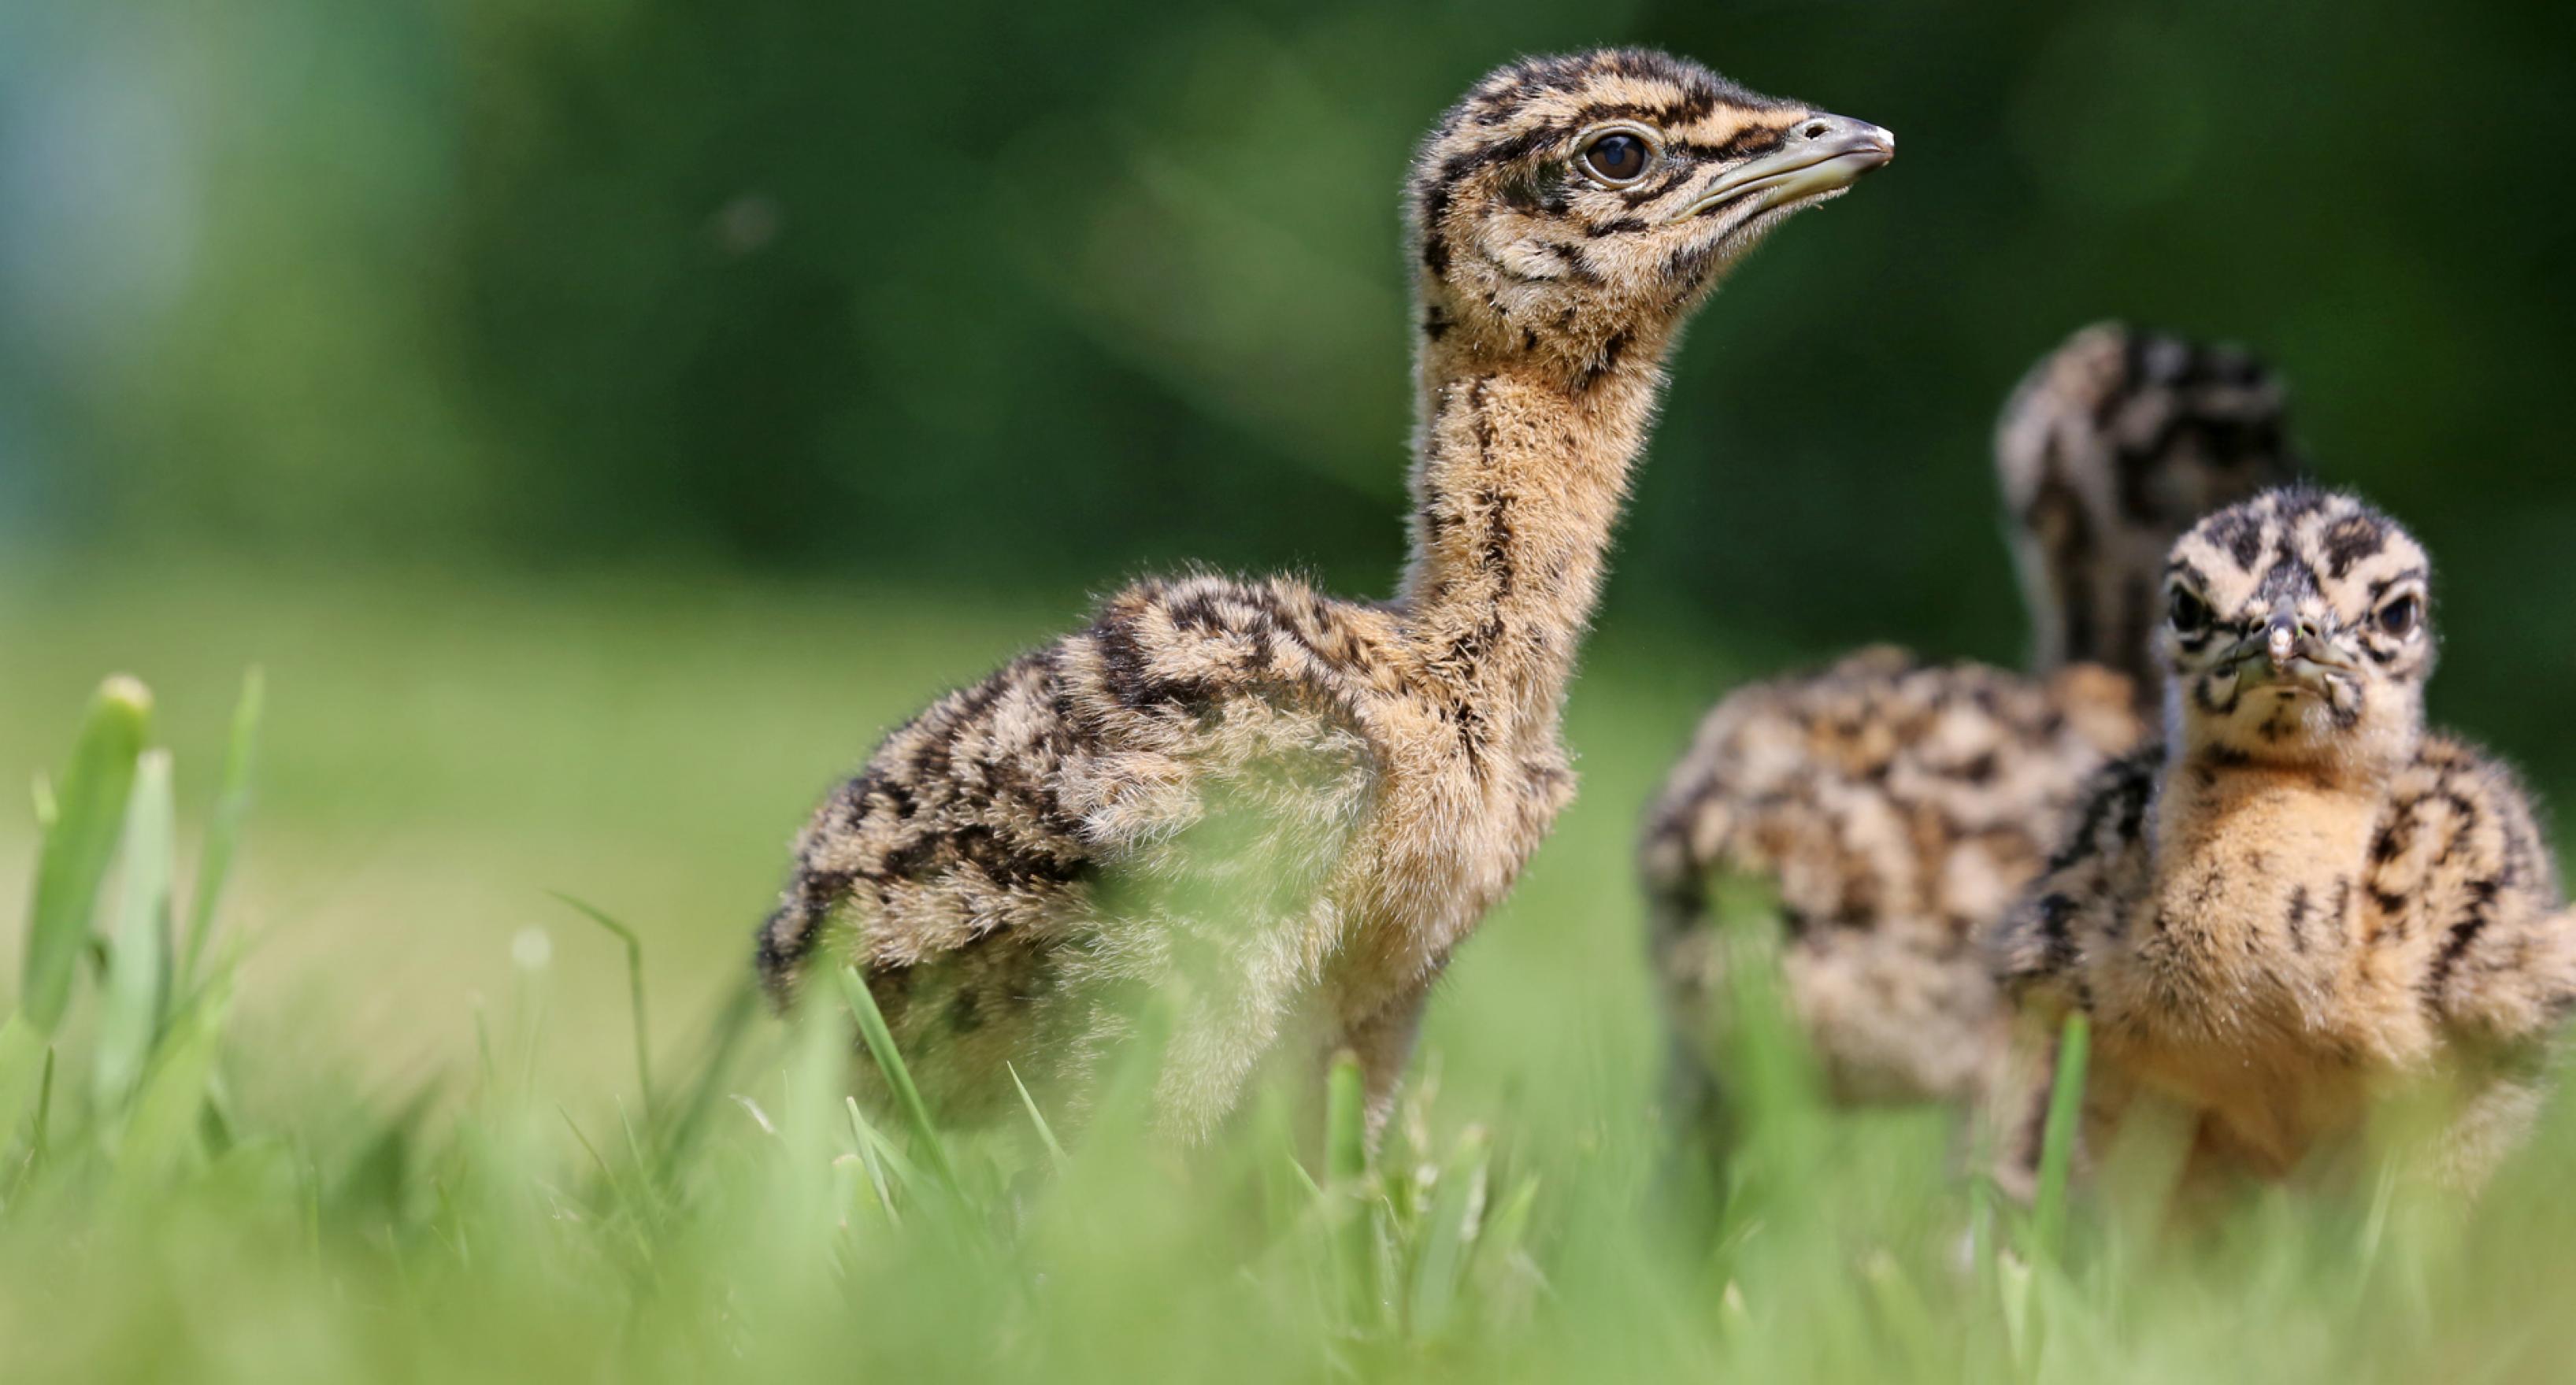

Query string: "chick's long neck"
[[1395, 324, 1673, 758]]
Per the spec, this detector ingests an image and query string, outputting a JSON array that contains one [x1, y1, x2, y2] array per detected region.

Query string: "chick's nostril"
[[1800, 120, 1829, 140]]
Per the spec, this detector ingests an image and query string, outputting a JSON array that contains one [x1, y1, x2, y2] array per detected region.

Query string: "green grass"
[[3, 561, 2576, 1382]]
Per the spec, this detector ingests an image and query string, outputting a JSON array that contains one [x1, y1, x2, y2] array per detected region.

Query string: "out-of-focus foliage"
[[4, 1, 2574, 748], [11, 670, 2576, 1385], [6, 0, 2570, 714]]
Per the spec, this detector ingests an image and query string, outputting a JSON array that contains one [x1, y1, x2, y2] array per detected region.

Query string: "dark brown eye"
[[2168, 587, 2213, 636], [2377, 593, 2421, 638], [1582, 132, 1649, 184]]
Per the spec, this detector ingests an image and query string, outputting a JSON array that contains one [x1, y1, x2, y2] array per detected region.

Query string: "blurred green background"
[[2, 0, 2571, 1098]]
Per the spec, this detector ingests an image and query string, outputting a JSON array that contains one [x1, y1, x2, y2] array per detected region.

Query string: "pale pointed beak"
[[1670, 113, 1895, 222], [2240, 608, 2354, 687], [2266, 617, 2299, 668]]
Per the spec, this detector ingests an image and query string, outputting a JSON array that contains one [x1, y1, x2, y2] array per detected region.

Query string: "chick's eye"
[[1582, 132, 1649, 184], [2168, 587, 2213, 635], [2377, 594, 2421, 638]]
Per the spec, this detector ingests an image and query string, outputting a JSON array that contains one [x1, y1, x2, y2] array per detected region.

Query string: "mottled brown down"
[[757, 49, 1892, 1140], [1991, 488, 2576, 1191], [1643, 325, 2299, 1120]]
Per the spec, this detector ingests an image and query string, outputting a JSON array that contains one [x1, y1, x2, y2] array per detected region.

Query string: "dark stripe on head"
[[2322, 515, 2388, 578], [2271, 489, 2326, 530], [2205, 508, 2266, 569], [2256, 554, 2318, 604]]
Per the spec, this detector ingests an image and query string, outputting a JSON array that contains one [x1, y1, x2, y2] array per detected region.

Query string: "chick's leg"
[[1340, 960, 1445, 1140]]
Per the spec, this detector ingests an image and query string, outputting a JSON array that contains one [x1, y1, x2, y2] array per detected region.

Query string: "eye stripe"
[[1700, 125, 1792, 160], [2367, 568, 2428, 603]]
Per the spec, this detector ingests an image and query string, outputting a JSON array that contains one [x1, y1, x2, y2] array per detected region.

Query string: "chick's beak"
[[1671, 113, 1895, 222], [2246, 608, 2352, 687], [2266, 617, 2300, 669]]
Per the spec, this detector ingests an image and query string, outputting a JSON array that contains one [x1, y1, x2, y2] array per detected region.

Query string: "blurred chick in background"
[[1643, 324, 2300, 1138]]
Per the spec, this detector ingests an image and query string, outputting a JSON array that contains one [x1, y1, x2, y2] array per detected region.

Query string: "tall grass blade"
[[30, 1045, 54, 1171], [556, 1103, 650, 1249], [1, 1045, 52, 1207], [1406, 1124, 1490, 1339], [843, 1097, 930, 1191], [1708, 869, 1822, 1216], [836, 966, 960, 1197], [116, 972, 232, 1183], [2031, 1011, 2092, 1265], [95, 750, 177, 1113], [19, 676, 152, 1034], [336, 1081, 441, 1228], [1479, 1172, 1539, 1272], [844, 1097, 905, 1222], [653, 981, 757, 1182], [1324, 1049, 1377, 1331], [551, 891, 654, 1123], [1325, 1049, 1366, 1187], [180, 667, 262, 989], [0, 1017, 44, 1142], [1009, 1061, 1069, 1172], [1861, 1250, 1942, 1374]]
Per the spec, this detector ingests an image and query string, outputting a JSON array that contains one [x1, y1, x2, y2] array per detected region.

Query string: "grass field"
[[3, 557, 2574, 1382]]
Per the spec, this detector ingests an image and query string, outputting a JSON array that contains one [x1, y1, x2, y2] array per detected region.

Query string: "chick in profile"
[[1642, 325, 2299, 1122], [1992, 488, 2575, 1190], [758, 50, 1895, 1142]]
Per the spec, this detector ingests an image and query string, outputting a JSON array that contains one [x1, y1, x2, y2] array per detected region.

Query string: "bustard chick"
[[758, 50, 1894, 1141], [1641, 325, 2298, 1117], [1992, 488, 2576, 1189]]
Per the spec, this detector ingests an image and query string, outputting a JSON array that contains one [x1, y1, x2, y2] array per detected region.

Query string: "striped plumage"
[[758, 50, 1892, 1141], [1990, 489, 2576, 1191], [1642, 325, 2300, 1121]]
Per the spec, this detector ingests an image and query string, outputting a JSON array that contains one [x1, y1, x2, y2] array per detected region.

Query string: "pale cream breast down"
[[1992, 487, 2576, 1191]]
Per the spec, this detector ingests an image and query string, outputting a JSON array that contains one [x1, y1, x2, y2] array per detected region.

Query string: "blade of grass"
[[1325, 1049, 1366, 1187], [1997, 1252, 2034, 1368], [1861, 1250, 1944, 1376], [1008, 1061, 1069, 1172], [653, 981, 756, 1183], [831, 1154, 882, 1230], [95, 749, 177, 1113], [1478, 1172, 1539, 1272], [836, 966, 960, 1198], [30, 1046, 54, 1172], [0, 1016, 45, 1142], [473, 996, 497, 1095], [1406, 1124, 1491, 1339], [198, 1072, 237, 1159], [0, 1045, 52, 1208], [1323, 1048, 1377, 1332], [2030, 1011, 2092, 1265], [20, 676, 152, 1034], [115, 971, 232, 1184], [550, 892, 654, 1124], [844, 1097, 904, 1224], [179, 667, 262, 990], [555, 1103, 654, 1257], [1710, 869, 1824, 1219]]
